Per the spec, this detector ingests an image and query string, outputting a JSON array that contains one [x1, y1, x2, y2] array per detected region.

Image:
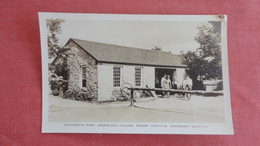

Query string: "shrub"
[[63, 85, 97, 102]]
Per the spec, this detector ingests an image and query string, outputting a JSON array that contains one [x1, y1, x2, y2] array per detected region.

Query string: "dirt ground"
[[48, 94, 225, 123]]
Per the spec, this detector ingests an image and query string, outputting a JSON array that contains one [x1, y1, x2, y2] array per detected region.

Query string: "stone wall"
[[66, 41, 98, 99]]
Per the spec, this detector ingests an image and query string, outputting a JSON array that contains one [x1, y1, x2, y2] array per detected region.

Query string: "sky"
[[57, 19, 206, 55]]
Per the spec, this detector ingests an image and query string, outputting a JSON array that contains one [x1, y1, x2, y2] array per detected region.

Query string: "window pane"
[[82, 67, 86, 87], [135, 68, 141, 86], [113, 67, 121, 87], [82, 67, 86, 79], [82, 79, 86, 87]]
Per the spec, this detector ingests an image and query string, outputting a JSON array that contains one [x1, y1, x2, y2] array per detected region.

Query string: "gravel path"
[[48, 95, 225, 123]]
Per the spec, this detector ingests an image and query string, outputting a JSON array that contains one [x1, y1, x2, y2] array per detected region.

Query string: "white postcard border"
[[39, 13, 233, 134]]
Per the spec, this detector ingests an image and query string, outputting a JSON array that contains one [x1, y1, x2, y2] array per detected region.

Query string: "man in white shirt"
[[183, 75, 193, 90]]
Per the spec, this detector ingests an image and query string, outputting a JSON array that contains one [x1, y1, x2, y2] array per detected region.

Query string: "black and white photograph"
[[39, 13, 233, 134]]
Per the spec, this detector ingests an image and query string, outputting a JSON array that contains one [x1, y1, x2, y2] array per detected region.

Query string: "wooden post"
[[130, 89, 134, 106]]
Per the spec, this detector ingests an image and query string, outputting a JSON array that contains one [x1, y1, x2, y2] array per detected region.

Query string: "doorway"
[[155, 68, 176, 94]]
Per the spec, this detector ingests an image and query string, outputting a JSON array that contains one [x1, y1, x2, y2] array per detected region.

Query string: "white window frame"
[[113, 66, 122, 87], [135, 67, 142, 87], [80, 66, 87, 88]]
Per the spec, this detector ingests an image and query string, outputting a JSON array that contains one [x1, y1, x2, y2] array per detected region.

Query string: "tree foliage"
[[47, 19, 65, 58], [181, 21, 222, 80]]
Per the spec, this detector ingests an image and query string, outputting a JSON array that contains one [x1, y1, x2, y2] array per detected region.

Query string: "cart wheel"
[[120, 82, 132, 100]]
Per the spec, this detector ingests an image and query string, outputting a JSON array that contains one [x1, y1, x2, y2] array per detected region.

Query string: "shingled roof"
[[69, 38, 186, 68]]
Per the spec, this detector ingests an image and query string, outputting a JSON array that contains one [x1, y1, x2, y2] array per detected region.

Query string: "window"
[[135, 67, 142, 86], [81, 66, 87, 87], [113, 67, 121, 87]]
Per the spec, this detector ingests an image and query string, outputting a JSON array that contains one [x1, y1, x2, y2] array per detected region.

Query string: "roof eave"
[[98, 61, 187, 68]]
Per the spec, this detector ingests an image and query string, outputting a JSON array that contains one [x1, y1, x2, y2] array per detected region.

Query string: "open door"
[[155, 68, 176, 94]]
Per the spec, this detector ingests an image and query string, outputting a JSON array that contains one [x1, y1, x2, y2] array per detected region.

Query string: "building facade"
[[53, 38, 187, 101]]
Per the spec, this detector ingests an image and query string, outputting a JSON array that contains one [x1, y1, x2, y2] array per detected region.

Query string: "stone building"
[[53, 38, 187, 101]]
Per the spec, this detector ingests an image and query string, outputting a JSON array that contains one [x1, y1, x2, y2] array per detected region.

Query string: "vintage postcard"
[[39, 13, 233, 134]]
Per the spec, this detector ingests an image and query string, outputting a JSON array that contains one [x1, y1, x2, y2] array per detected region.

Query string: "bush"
[[63, 86, 97, 102]]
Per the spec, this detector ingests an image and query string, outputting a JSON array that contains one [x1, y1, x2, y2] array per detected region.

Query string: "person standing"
[[164, 75, 172, 98], [172, 79, 178, 89], [161, 74, 167, 97], [172, 79, 178, 97], [183, 75, 193, 90], [182, 76, 193, 100]]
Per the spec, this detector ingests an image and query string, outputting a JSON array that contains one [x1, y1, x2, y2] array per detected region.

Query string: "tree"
[[46, 19, 65, 58], [46, 19, 73, 79], [47, 19, 72, 93], [181, 21, 222, 80]]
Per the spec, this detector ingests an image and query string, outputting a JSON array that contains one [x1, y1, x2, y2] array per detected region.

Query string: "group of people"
[[160, 74, 193, 98]]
